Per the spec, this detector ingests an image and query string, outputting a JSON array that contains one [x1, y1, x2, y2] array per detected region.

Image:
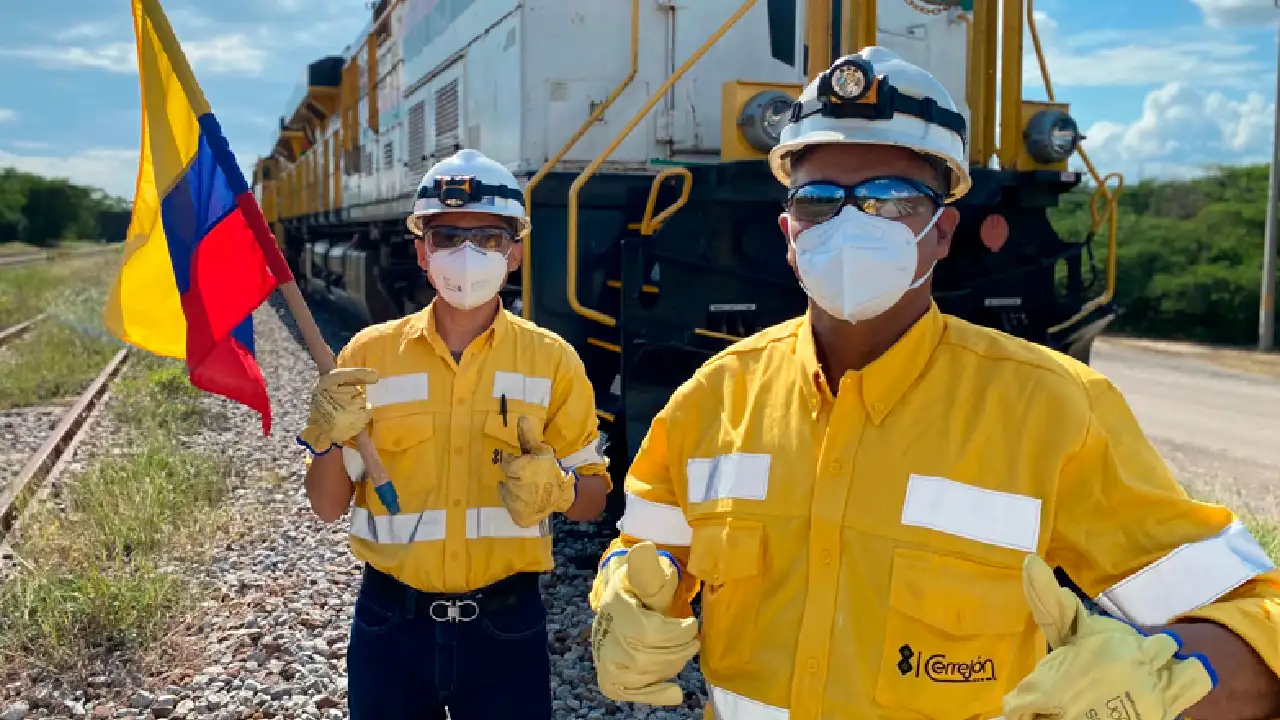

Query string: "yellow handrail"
[[520, 0, 642, 321], [640, 167, 693, 235], [567, 0, 759, 327], [1025, 0, 1125, 334]]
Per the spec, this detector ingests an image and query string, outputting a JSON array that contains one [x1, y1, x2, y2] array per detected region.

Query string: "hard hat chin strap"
[[417, 174, 526, 209], [789, 77, 968, 146]]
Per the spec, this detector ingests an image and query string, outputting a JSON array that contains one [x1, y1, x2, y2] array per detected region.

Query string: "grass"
[[0, 265, 124, 410], [1245, 515, 1280, 564], [0, 249, 120, 328], [0, 353, 232, 672], [0, 240, 112, 256]]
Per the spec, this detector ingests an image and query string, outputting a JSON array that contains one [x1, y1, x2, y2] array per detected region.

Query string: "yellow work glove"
[[1003, 554, 1216, 720], [497, 415, 577, 528], [297, 367, 379, 453], [591, 542, 700, 706]]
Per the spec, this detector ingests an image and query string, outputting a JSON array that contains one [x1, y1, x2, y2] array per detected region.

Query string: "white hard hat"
[[407, 148, 529, 236], [768, 46, 972, 202]]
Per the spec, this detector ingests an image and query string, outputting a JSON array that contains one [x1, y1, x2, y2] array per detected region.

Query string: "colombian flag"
[[104, 0, 293, 434]]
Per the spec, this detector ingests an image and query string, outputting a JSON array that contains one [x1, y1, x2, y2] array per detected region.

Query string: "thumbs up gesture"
[[497, 415, 577, 527], [1002, 555, 1216, 720]]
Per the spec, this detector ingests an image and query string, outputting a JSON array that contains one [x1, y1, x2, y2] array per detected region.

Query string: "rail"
[[639, 167, 693, 236], [566, 0, 759, 328], [1026, 0, 1125, 334], [521, 0, 642, 321]]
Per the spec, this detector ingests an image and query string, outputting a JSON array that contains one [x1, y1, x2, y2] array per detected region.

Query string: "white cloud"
[[1190, 0, 1280, 27], [1021, 12, 1267, 91], [54, 22, 117, 42], [0, 147, 140, 200], [1078, 82, 1274, 180], [0, 109, 16, 123], [0, 34, 269, 76]]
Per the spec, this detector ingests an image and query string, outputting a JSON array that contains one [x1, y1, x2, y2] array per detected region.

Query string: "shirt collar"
[[795, 301, 947, 424], [405, 298, 512, 359]]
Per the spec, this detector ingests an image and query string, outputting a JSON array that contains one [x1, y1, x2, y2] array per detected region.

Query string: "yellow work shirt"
[[334, 300, 609, 593], [594, 301, 1280, 720]]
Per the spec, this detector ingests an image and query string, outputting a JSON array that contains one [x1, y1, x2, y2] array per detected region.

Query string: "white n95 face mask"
[[428, 241, 510, 310], [791, 204, 942, 323]]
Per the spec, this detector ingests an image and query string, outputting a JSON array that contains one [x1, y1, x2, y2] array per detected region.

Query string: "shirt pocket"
[[874, 547, 1029, 720], [366, 413, 436, 510], [687, 517, 765, 675]]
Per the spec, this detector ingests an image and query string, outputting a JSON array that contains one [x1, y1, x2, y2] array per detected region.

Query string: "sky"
[[0, 0, 1277, 201]]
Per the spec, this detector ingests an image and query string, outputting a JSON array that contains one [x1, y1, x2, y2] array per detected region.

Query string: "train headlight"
[[827, 56, 874, 101], [1024, 108, 1082, 163], [738, 90, 795, 153]]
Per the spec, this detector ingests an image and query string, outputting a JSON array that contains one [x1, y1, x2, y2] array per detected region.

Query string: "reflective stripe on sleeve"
[[559, 438, 606, 471], [616, 492, 692, 546], [1095, 519, 1277, 626], [708, 685, 789, 720], [341, 446, 366, 482], [349, 507, 447, 545]]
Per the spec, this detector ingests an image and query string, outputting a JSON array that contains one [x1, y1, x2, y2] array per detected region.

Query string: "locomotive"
[[252, 0, 1122, 485]]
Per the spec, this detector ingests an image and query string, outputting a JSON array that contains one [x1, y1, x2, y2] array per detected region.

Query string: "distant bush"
[[1050, 165, 1276, 346]]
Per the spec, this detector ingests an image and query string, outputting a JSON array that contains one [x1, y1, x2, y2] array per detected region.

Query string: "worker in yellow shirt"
[[588, 47, 1280, 720], [298, 148, 611, 720]]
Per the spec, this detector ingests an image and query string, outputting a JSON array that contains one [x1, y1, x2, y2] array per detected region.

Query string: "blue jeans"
[[346, 564, 553, 720]]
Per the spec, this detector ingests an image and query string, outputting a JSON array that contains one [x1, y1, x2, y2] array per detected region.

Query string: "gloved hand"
[[591, 542, 700, 706], [297, 367, 379, 453], [497, 415, 576, 527], [1003, 554, 1216, 720]]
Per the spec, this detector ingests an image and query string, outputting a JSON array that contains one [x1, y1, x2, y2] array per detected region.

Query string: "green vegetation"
[[1050, 164, 1276, 347], [0, 255, 124, 409], [1247, 516, 1280, 564], [0, 168, 130, 246], [0, 354, 230, 671]]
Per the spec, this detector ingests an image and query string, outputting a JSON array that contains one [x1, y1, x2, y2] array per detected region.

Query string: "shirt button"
[[828, 461, 842, 474], [820, 550, 832, 565], [456, 397, 466, 406], [454, 446, 463, 456], [450, 551, 459, 561], [873, 402, 884, 412], [452, 499, 462, 508], [807, 658, 819, 672]]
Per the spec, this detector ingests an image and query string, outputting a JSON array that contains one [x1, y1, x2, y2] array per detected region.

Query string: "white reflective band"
[[1095, 519, 1276, 626], [686, 453, 771, 504], [617, 492, 692, 546], [350, 507, 447, 544], [900, 474, 1041, 553], [492, 371, 552, 407], [465, 506, 550, 539], [708, 685, 789, 720], [341, 446, 366, 481], [367, 372, 430, 407], [559, 437, 605, 470]]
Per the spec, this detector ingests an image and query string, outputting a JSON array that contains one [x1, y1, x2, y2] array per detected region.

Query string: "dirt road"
[[1091, 339, 1280, 517]]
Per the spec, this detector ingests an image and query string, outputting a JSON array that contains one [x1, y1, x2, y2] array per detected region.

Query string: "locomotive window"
[[767, 0, 797, 67]]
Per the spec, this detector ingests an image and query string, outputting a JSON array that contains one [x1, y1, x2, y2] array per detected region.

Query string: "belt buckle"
[[429, 599, 479, 623]]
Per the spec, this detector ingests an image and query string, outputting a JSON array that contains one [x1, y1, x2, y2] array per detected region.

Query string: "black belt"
[[360, 564, 540, 623]]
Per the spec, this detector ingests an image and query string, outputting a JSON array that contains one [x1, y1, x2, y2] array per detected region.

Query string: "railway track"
[[0, 347, 129, 543], [0, 246, 121, 269], [0, 312, 46, 347]]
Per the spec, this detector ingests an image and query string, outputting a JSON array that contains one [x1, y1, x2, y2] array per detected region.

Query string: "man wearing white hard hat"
[[587, 48, 1280, 720], [298, 148, 611, 719]]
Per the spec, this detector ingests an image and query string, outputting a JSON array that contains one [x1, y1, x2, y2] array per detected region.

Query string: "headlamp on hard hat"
[[790, 54, 967, 147], [1023, 109, 1083, 163], [822, 56, 874, 102]]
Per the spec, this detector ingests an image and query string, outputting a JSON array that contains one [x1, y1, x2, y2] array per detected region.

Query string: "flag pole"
[[136, 0, 401, 513]]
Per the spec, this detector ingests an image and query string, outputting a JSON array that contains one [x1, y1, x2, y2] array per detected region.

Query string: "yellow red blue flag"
[[104, 0, 294, 434]]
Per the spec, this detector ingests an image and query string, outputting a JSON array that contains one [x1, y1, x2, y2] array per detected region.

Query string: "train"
[[251, 0, 1123, 497]]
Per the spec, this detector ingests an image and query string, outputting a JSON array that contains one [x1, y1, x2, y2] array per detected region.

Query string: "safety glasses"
[[423, 225, 516, 253], [785, 176, 943, 225]]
